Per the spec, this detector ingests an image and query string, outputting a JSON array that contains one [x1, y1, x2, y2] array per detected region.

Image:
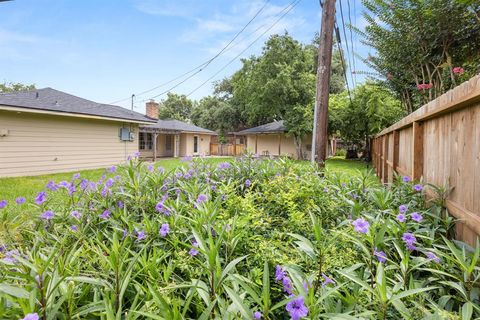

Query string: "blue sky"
[[0, 0, 372, 113]]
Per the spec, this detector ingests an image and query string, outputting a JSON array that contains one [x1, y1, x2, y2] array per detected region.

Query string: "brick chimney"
[[146, 100, 159, 119]]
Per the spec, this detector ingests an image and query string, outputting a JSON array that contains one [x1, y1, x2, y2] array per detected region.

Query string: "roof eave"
[[0, 105, 156, 124]]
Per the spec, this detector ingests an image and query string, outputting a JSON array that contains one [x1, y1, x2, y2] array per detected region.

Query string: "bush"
[[0, 156, 479, 319]]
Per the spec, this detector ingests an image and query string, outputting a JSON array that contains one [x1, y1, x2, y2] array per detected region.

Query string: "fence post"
[[412, 121, 424, 180], [383, 134, 389, 183], [392, 130, 400, 176]]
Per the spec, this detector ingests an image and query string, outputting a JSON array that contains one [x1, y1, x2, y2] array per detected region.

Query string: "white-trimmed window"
[[139, 132, 153, 150]]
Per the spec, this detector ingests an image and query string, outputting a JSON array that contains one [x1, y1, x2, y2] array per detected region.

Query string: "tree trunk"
[[294, 136, 303, 160]]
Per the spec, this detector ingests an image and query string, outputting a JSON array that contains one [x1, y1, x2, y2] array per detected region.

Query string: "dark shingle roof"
[[141, 119, 216, 134], [236, 120, 286, 135], [0, 88, 156, 123]]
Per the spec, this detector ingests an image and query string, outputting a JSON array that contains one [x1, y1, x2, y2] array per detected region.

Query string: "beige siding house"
[[237, 120, 313, 159], [138, 101, 216, 159], [0, 88, 155, 177]]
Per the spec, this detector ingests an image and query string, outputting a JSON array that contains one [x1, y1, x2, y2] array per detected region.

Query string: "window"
[[166, 135, 172, 151], [193, 135, 199, 153], [139, 132, 153, 150]]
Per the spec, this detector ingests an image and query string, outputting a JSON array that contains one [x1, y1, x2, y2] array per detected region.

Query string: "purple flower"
[[46, 180, 58, 191], [70, 210, 81, 219], [196, 194, 207, 204], [16, 197, 26, 205], [211, 185, 217, 192], [275, 265, 286, 281], [352, 218, 370, 234], [175, 172, 183, 178], [425, 251, 440, 263], [22, 313, 39, 320], [0, 200, 7, 209], [59, 181, 70, 188], [402, 232, 417, 245], [189, 240, 199, 256], [68, 185, 76, 195], [217, 162, 231, 170], [73, 173, 81, 180], [286, 296, 309, 320], [399, 205, 408, 214], [122, 229, 128, 240], [35, 191, 47, 205], [253, 311, 262, 319], [158, 166, 165, 174], [70, 225, 78, 232], [99, 209, 111, 219], [322, 273, 335, 286], [411, 212, 423, 223], [323, 187, 329, 193], [159, 223, 170, 237], [80, 179, 89, 190], [155, 201, 165, 212], [3, 249, 19, 264], [41, 210, 54, 220], [117, 201, 124, 209], [105, 178, 114, 188], [374, 249, 387, 263], [245, 179, 252, 187], [406, 243, 417, 251], [396, 213, 406, 223], [109, 165, 117, 173], [413, 184, 423, 192], [147, 164, 154, 172], [402, 176, 411, 183], [136, 230, 146, 241], [282, 276, 293, 295]]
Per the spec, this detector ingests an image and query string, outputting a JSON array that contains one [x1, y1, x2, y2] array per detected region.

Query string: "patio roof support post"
[[233, 133, 237, 156], [255, 134, 258, 155], [278, 134, 281, 156], [153, 133, 158, 161], [174, 134, 180, 158]]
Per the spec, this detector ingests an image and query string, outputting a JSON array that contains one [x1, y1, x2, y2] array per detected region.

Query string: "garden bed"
[[0, 155, 478, 319]]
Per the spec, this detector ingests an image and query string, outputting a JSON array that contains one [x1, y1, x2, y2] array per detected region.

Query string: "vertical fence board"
[[372, 74, 480, 246]]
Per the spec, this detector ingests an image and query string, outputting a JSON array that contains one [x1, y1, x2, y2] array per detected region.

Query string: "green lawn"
[[0, 157, 371, 203]]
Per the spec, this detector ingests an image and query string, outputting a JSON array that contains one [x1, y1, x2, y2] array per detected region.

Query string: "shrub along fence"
[[372, 74, 480, 246]]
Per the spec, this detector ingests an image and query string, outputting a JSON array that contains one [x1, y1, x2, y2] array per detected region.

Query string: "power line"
[[346, 0, 357, 86], [335, 25, 353, 104], [338, 0, 355, 89], [109, 0, 270, 105], [184, 0, 302, 98]]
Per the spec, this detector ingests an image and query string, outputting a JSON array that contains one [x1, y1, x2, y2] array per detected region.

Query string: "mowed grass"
[[0, 157, 372, 203]]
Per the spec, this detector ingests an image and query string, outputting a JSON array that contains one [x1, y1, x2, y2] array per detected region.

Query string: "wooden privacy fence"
[[210, 143, 245, 156], [372, 75, 480, 246]]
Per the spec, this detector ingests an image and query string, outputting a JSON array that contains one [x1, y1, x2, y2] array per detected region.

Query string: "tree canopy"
[[360, 0, 480, 112], [0, 82, 35, 93], [158, 93, 193, 121]]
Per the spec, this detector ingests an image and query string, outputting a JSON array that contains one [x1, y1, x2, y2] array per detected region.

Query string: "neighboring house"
[[0, 88, 155, 177], [138, 101, 217, 159], [236, 120, 313, 159]]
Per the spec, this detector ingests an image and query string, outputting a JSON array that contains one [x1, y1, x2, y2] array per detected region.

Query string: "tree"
[[158, 93, 193, 121], [191, 96, 237, 135], [0, 82, 35, 93], [228, 33, 345, 159], [329, 82, 404, 155], [359, 0, 480, 112]]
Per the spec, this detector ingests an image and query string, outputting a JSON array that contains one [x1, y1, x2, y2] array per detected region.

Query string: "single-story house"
[[236, 120, 313, 159], [0, 88, 155, 177], [138, 101, 217, 159]]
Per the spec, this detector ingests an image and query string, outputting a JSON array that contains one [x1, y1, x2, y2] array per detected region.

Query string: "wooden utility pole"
[[314, 0, 336, 166]]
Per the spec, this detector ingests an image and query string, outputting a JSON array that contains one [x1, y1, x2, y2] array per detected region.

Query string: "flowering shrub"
[[0, 156, 479, 319]]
